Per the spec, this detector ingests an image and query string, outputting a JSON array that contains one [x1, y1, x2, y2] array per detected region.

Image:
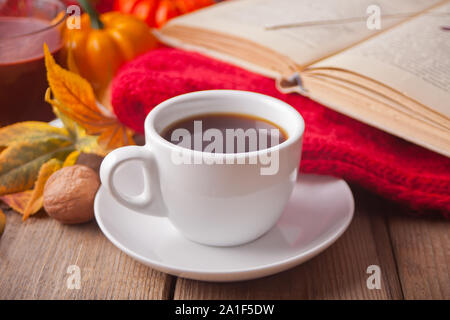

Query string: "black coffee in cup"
[[161, 113, 288, 153]]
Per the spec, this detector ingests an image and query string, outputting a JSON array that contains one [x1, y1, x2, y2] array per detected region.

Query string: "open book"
[[155, 0, 450, 157]]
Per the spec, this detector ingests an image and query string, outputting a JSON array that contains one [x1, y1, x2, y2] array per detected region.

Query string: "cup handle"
[[100, 145, 167, 216]]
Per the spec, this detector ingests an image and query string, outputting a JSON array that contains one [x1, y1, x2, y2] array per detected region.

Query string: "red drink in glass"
[[0, 0, 66, 126]]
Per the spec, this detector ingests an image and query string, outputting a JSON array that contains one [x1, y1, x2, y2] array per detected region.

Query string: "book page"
[[311, 1, 450, 118], [164, 0, 443, 67]]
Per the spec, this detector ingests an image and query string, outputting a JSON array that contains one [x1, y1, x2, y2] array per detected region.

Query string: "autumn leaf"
[[97, 124, 135, 150], [0, 121, 69, 146], [23, 159, 62, 221], [0, 119, 104, 198], [64, 150, 80, 167], [49, 104, 107, 156], [0, 139, 73, 196], [0, 191, 32, 214], [0, 209, 5, 237], [44, 43, 134, 150], [0, 117, 105, 216], [45, 43, 103, 118]]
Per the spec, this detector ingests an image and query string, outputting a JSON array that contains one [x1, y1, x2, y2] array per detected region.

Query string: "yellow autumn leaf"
[[0, 122, 70, 147], [0, 139, 73, 196], [48, 103, 107, 156], [23, 159, 62, 221], [0, 118, 104, 209], [0, 111, 106, 218], [44, 43, 135, 150], [98, 124, 135, 150], [63, 150, 80, 167], [0, 209, 5, 237], [0, 190, 33, 214], [45, 43, 103, 118]]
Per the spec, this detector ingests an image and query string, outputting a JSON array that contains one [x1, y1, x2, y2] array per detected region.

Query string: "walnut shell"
[[43, 165, 100, 224]]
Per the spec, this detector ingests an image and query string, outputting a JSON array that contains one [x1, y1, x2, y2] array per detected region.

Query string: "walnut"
[[43, 165, 100, 224]]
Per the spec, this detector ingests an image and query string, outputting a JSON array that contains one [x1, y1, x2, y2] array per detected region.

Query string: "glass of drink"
[[0, 0, 66, 126]]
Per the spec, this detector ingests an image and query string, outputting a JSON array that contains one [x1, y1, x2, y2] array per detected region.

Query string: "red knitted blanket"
[[111, 48, 450, 217]]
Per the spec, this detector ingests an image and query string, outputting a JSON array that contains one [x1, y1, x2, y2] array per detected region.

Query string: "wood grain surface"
[[388, 215, 450, 299], [0, 186, 448, 300], [0, 210, 174, 300]]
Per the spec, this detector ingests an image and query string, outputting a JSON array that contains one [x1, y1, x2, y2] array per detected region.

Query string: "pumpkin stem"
[[78, 0, 104, 29]]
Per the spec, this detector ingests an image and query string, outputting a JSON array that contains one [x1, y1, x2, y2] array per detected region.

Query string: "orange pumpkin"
[[113, 0, 215, 28], [64, 0, 158, 93]]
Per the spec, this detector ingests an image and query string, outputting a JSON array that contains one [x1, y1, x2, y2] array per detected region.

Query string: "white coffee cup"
[[100, 90, 304, 246]]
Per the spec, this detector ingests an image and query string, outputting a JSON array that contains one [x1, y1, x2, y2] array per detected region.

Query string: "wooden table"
[[0, 185, 448, 300]]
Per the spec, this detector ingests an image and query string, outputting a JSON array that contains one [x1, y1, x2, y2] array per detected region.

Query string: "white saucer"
[[94, 162, 354, 282]]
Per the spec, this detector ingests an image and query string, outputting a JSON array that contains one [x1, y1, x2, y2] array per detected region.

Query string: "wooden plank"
[[174, 187, 403, 300], [0, 209, 174, 299], [388, 214, 450, 300]]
